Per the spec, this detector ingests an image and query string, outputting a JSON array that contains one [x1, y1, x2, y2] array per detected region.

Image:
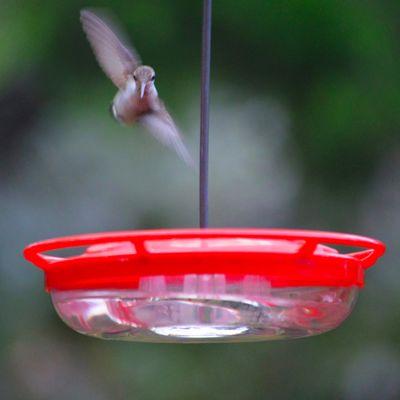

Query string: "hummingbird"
[[80, 9, 193, 166]]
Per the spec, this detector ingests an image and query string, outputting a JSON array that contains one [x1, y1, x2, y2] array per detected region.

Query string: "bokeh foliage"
[[1, 1, 400, 399]]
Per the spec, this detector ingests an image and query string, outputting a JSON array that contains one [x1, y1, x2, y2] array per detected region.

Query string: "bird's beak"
[[140, 83, 146, 99]]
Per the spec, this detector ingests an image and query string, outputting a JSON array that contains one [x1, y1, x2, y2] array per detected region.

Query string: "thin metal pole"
[[200, 0, 212, 228]]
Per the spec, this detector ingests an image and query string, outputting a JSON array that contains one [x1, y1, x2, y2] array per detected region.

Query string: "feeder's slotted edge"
[[24, 228, 385, 291]]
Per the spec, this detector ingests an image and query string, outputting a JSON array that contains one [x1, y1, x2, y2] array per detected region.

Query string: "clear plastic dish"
[[51, 275, 358, 342]]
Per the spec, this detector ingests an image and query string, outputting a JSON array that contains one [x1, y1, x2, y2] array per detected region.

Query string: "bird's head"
[[133, 66, 156, 98]]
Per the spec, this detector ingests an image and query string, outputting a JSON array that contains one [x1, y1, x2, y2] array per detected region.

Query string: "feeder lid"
[[23, 229, 385, 291]]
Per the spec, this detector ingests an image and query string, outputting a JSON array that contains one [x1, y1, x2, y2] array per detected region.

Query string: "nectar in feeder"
[[24, 229, 384, 343]]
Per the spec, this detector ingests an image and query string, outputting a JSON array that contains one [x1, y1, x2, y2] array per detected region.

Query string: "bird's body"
[[111, 72, 157, 124], [80, 9, 193, 165]]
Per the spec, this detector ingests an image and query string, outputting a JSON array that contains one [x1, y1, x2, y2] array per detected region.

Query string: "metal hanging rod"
[[199, 0, 212, 228]]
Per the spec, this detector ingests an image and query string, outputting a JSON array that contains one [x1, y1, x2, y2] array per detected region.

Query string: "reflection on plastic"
[[52, 274, 358, 343]]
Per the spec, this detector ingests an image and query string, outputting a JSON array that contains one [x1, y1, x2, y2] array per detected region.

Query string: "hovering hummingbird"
[[80, 9, 193, 166]]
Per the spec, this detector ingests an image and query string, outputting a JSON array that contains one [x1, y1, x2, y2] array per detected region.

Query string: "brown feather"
[[138, 102, 194, 167], [80, 9, 141, 88]]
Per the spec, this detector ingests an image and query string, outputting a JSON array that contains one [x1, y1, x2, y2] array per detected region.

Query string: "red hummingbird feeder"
[[23, 1, 385, 343]]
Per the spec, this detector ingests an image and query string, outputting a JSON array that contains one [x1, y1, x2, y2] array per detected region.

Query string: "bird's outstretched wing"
[[139, 105, 194, 167], [80, 9, 141, 88]]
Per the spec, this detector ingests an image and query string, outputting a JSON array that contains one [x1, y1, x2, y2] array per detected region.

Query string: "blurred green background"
[[1, 0, 399, 399]]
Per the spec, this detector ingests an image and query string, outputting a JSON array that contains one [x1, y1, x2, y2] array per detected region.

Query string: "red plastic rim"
[[23, 229, 385, 291]]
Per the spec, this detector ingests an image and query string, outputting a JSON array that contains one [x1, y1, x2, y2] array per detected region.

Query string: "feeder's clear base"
[[51, 275, 358, 342]]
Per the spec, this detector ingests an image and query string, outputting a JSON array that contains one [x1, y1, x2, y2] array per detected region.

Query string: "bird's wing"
[[139, 105, 194, 167], [80, 9, 141, 88]]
